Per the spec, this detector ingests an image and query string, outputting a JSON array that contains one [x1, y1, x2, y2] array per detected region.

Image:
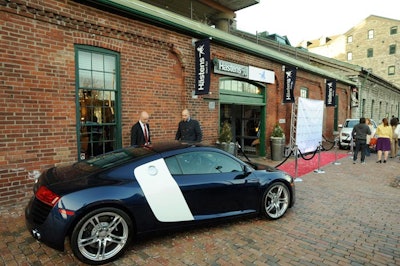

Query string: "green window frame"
[[390, 26, 397, 35], [219, 79, 265, 105], [389, 44, 396, 55], [75, 45, 121, 160], [388, 65, 395, 76], [300, 87, 308, 98], [367, 48, 373, 58]]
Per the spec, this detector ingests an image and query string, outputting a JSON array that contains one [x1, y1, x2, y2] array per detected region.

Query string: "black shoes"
[[376, 160, 382, 163]]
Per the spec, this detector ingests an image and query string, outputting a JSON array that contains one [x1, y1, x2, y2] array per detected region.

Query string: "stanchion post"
[[294, 145, 302, 182], [314, 142, 325, 174]]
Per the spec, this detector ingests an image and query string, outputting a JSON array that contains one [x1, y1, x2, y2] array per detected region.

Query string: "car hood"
[[243, 160, 280, 172]]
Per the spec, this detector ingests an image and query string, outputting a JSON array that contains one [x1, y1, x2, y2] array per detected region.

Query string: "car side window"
[[208, 152, 243, 173], [166, 151, 242, 175], [164, 156, 182, 175]]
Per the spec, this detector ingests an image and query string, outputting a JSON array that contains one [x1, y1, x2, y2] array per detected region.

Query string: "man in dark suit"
[[175, 109, 202, 142], [131, 111, 151, 146]]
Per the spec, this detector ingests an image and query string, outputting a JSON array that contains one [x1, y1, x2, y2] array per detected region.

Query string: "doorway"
[[220, 104, 262, 155]]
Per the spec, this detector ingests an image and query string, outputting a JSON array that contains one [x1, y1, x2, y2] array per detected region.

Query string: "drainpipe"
[[359, 68, 371, 118]]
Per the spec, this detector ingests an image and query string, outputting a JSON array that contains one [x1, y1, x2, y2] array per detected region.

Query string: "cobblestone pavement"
[[1, 151, 399, 266]]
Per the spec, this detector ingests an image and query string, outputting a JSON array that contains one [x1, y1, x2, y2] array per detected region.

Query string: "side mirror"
[[234, 165, 252, 179], [338, 124, 343, 129], [243, 164, 254, 175]]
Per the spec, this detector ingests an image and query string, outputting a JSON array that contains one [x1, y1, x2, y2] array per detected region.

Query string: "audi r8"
[[25, 142, 295, 264]]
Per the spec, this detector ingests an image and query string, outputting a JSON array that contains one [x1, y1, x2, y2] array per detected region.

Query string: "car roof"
[[78, 142, 207, 171], [142, 141, 205, 153], [342, 118, 377, 129]]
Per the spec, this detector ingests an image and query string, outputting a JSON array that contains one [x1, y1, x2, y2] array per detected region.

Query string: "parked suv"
[[338, 118, 377, 149]]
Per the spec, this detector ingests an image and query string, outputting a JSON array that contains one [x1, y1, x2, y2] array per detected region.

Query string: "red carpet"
[[277, 152, 348, 178]]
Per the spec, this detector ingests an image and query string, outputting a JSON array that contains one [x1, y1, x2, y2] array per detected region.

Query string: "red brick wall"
[[0, 0, 350, 205]]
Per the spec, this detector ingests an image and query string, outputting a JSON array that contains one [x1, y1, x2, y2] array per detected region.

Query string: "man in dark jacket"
[[131, 111, 151, 146], [351, 117, 371, 164], [175, 109, 202, 142]]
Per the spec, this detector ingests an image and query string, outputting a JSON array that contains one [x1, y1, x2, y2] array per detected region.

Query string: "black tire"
[[70, 207, 133, 265], [261, 182, 290, 220]]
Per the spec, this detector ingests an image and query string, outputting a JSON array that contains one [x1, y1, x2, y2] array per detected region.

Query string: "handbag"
[[369, 137, 377, 146]]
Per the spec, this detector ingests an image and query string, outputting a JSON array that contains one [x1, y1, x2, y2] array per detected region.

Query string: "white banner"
[[295, 98, 324, 153], [248, 66, 275, 83]]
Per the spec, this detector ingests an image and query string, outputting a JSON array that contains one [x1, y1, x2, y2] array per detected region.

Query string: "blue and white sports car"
[[25, 142, 295, 265]]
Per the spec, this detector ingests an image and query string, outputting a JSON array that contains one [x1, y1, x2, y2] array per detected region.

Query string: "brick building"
[[0, 0, 387, 205]]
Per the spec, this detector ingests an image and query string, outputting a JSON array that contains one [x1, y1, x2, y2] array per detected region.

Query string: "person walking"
[[375, 117, 392, 163], [390, 117, 399, 158], [351, 117, 371, 164], [395, 119, 400, 159], [130, 111, 151, 146], [365, 118, 375, 156], [175, 109, 202, 143]]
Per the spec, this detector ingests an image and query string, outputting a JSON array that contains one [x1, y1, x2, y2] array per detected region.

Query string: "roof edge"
[[92, 0, 357, 86]]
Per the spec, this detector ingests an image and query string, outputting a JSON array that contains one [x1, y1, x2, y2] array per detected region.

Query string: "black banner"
[[195, 38, 210, 95], [325, 80, 336, 106], [283, 67, 296, 103]]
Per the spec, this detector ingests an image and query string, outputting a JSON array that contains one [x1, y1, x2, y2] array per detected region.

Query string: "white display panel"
[[295, 98, 324, 154]]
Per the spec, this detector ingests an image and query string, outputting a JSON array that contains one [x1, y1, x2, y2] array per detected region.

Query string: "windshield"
[[344, 120, 358, 128], [74, 146, 155, 171]]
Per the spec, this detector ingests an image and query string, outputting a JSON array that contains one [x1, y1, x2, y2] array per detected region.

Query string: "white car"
[[338, 118, 377, 149]]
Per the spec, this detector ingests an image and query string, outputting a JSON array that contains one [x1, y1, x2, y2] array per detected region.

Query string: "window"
[[300, 87, 308, 98], [347, 52, 353, 61], [390, 26, 398, 35], [347, 35, 353, 43], [219, 79, 261, 94], [388, 65, 395, 75], [389, 44, 396, 55], [368, 29, 374, 39], [166, 151, 243, 175], [362, 99, 366, 117], [75, 45, 121, 160], [367, 48, 374, 58], [371, 100, 374, 118]]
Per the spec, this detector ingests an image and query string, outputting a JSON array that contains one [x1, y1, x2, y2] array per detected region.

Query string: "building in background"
[[1, 0, 399, 206], [302, 15, 400, 87]]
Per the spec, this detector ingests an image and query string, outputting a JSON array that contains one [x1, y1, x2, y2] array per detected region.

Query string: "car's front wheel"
[[262, 182, 290, 219], [70, 207, 133, 265]]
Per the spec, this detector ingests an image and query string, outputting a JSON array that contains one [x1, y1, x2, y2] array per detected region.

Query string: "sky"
[[235, 0, 399, 46]]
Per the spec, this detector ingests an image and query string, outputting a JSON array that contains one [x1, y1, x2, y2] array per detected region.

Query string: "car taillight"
[[36, 186, 60, 207]]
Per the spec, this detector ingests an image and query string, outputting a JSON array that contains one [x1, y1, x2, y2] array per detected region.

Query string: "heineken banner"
[[325, 80, 336, 107], [283, 67, 296, 103], [195, 38, 210, 95]]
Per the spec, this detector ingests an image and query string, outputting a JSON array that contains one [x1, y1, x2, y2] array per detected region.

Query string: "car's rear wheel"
[[262, 182, 290, 219], [70, 207, 133, 265]]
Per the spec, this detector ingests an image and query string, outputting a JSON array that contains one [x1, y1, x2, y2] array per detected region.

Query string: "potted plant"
[[271, 123, 285, 138], [270, 123, 285, 160], [217, 121, 235, 154]]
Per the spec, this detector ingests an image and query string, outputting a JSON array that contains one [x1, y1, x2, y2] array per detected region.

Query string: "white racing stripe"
[[134, 158, 194, 222]]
